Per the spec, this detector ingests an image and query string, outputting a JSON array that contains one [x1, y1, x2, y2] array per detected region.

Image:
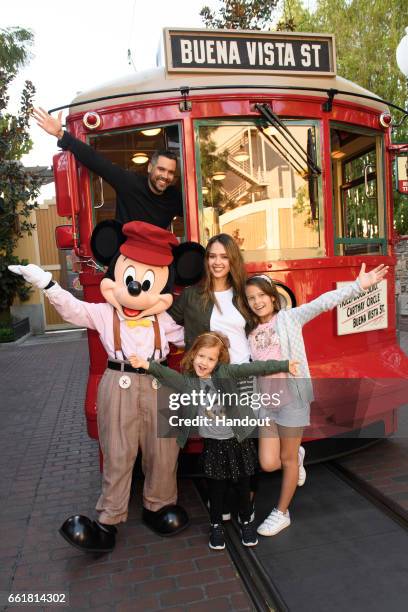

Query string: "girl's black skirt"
[[201, 437, 258, 482]]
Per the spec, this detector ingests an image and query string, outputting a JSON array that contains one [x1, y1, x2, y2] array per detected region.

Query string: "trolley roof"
[[68, 66, 388, 114]]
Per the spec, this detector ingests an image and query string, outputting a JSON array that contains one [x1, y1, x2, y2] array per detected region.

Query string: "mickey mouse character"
[[9, 221, 204, 553]]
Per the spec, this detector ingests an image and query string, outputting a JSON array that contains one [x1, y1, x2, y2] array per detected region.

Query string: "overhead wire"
[[127, 0, 137, 72]]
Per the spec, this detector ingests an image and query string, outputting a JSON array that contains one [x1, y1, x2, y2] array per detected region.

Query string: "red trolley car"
[[52, 29, 408, 449]]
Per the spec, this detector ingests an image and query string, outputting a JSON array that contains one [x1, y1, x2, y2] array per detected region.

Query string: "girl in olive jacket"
[[129, 331, 298, 551]]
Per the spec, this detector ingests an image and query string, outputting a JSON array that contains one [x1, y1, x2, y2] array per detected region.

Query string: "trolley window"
[[330, 124, 386, 255], [195, 119, 323, 262], [88, 124, 185, 239]]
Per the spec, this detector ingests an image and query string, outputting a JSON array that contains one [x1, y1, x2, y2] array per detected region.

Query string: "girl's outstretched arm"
[[357, 263, 389, 290], [129, 355, 188, 392], [219, 359, 299, 379], [288, 263, 388, 327]]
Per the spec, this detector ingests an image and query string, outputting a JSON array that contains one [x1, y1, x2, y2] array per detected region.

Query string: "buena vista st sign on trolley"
[[164, 28, 336, 76]]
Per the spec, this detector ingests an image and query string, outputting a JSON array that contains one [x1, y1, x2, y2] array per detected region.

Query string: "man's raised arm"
[[33, 107, 132, 191]]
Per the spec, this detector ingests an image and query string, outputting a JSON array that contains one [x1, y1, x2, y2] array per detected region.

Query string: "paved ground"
[[337, 331, 408, 512], [0, 336, 252, 612], [1, 330, 407, 611]]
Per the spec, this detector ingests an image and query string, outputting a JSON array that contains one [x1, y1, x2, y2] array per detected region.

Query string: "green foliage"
[[293, 184, 316, 230], [0, 255, 32, 313], [277, 0, 408, 234], [0, 27, 40, 317], [199, 126, 231, 211], [0, 27, 33, 74], [200, 0, 279, 30], [394, 193, 407, 235], [0, 327, 14, 342], [199, 1, 408, 234], [277, 1, 408, 138], [392, 159, 408, 235]]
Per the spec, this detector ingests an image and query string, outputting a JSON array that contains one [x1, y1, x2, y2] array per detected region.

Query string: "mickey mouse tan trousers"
[[95, 368, 179, 525]]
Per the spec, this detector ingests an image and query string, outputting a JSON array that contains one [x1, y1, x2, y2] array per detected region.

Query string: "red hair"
[[180, 332, 230, 374]]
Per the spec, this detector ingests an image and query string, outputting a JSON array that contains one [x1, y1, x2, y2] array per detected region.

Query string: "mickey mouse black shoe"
[[142, 505, 189, 536], [59, 515, 117, 553]]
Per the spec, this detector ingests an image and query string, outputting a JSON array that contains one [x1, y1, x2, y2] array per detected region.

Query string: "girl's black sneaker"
[[241, 520, 258, 547], [209, 524, 225, 550]]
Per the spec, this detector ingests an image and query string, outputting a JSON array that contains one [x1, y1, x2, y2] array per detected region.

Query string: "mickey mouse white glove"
[[8, 264, 52, 289]]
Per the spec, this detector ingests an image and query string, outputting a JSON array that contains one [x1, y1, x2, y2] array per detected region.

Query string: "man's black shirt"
[[57, 131, 183, 227]]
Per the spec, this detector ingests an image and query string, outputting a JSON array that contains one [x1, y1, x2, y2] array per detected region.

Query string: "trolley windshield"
[[195, 119, 323, 262]]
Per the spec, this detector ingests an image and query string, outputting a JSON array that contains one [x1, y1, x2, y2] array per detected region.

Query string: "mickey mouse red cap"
[[120, 221, 179, 266]]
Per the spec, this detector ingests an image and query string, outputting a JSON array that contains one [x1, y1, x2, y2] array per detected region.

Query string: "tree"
[[277, 0, 407, 137], [275, 0, 308, 31], [276, 0, 408, 233], [199, 126, 231, 212], [0, 27, 40, 327], [200, 0, 279, 30]]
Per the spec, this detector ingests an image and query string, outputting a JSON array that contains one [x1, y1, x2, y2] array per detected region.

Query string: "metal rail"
[[48, 84, 408, 116], [224, 521, 289, 612], [327, 461, 408, 531], [193, 478, 288, 612], [193, 452, 408, 611]]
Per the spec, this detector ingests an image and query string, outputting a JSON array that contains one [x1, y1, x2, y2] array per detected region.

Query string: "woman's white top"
[[210, 288, 250, 364]]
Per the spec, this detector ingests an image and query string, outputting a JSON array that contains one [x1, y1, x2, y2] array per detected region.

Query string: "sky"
[[3, 0, 220, 200]]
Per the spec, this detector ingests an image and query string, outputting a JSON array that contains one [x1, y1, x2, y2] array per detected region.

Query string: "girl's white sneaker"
[[257, 508, 290, 537], [298, 446, 306, 486]]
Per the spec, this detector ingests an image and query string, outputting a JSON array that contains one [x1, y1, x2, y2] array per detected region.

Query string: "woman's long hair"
[[200, 233, 252, 321], [180, 331, 230, 374], [245, 275, 281, 333]]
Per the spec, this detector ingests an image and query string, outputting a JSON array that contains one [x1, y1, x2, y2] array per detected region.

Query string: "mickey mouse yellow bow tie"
[[125, 319, 152, 328]]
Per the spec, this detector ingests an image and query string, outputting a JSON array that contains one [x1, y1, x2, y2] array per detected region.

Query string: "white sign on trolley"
[[336, 280, 388, 335]]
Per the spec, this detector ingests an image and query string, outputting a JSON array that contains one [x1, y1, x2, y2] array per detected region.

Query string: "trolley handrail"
[[48, 84, 408, 116]]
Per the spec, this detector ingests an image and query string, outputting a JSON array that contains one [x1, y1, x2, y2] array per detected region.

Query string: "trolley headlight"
[[379, 112, 392, 128], [83, 111, 102, 130]]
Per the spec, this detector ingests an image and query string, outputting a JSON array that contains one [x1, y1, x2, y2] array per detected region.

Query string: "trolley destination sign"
[[164, 28, 336, 76], [336, 280, 388, 336]]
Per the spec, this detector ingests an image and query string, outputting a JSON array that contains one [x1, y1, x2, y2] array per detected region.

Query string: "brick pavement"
[[337, 331, 408, 512], [2, 329, 408, 611], [0, 336, 253, 612]]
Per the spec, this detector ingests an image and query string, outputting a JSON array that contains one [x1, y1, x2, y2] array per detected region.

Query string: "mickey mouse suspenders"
[[112, 310, 162, 389]]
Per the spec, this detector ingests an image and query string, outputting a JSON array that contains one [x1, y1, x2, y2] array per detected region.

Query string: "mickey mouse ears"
[[90, 220, 126, 265], [173, 241, 205, 286]]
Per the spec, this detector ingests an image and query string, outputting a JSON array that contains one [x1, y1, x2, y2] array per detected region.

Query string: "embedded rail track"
[[195, 460, 408, 612]]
